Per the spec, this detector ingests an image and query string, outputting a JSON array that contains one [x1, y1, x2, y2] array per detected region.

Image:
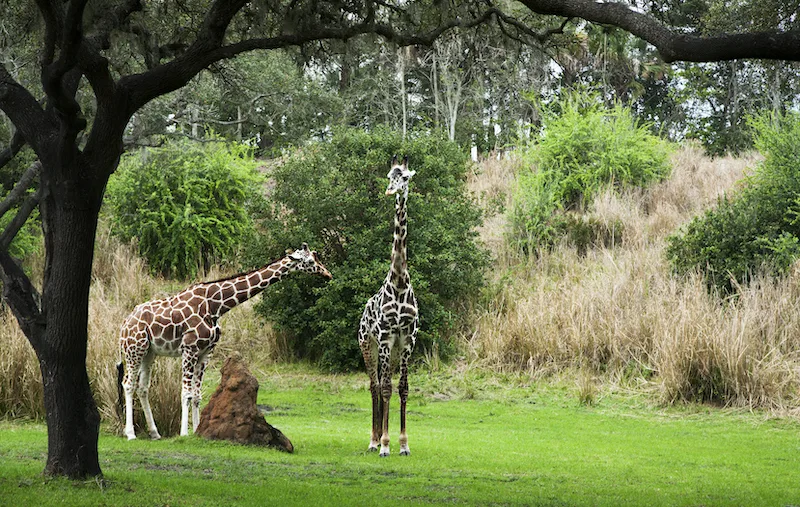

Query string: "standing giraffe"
[[117, 243, 332, 440], [358, 155, 419, 457]]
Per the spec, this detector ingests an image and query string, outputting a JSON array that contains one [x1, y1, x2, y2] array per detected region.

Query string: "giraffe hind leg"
[[121, 338, 146, 440], [137, 351, 161, 440], [370, 379, 381, 452], [121, 362, 138, 440]]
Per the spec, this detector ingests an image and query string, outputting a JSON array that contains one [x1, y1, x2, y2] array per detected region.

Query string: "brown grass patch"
[[465, 145, 799, 410]]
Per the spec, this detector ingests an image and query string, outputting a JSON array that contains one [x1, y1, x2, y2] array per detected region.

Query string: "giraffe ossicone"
[[117, 243, 332, 440], [358, 154, 419, 457]]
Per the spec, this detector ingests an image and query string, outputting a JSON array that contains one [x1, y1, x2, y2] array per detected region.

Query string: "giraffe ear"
[[402, 155, 408, 167], [285, 248, 293, 255], [301, 242, 309, 251], [391, 154, 398, 165]]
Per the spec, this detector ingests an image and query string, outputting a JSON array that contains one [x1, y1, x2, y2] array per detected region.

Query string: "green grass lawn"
[[2, 366, 800, 506]]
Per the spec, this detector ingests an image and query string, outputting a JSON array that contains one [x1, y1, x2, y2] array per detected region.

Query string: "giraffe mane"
[[192, 255, 288, 286]]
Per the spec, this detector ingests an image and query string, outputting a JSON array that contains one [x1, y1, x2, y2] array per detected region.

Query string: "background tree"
[[105, 138, 263, 278], [252, 127, 489, 371]]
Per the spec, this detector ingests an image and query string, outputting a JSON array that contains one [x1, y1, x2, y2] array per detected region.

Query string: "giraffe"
[[117, 243, 332, 440], [358, 155, 419, 457]]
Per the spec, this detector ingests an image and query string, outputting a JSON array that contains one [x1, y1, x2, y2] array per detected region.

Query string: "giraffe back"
[[120, 284, 222, 358]]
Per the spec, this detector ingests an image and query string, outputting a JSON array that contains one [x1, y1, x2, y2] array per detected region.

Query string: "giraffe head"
[[287, 243, 333, 280], [385, 155, 415, 198]]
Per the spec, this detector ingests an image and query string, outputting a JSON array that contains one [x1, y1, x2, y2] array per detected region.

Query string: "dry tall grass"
[[0, 224, 279, 435], [465, 145, 800, 410]]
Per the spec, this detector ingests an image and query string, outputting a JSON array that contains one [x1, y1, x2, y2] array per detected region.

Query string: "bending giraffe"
[[117, 243, 332, 440], [358, 155, 419, 457]]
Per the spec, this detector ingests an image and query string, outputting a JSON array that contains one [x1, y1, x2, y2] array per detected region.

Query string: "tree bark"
[[36, 177, 104, 479], [40, 352, 101, 478]]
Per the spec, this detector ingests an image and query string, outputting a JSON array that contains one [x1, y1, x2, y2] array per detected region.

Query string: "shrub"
[[0, 205, 41, 263], [251, 127, 489, 371], [510, 90, 672, 252], [105, 138, 263, 278], [667, 112, 800, 292]]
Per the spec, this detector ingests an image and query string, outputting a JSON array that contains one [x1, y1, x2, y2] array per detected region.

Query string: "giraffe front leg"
[[369, 376, 381, 452], [398, 344, 413, 456], [378, 340, 393, 457], [359, 331, 381, 452]]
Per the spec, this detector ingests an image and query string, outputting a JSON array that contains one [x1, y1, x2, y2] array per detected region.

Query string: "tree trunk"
[[36, 193, 103, 478], [40, 351, 101, 478], [432, 53, 440, 129], [398, 47, 407, 141]]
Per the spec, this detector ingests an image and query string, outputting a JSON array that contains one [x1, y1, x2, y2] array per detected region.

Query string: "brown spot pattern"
[[119, 252, 332, 440]]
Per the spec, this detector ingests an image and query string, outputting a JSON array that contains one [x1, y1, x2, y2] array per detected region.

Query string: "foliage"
[[251, 128, 489, 371], [105, 138, 263, 279], [0, 204, 41, 263], [667, 112, 800, 292], [509, 90, 672, 252], [128, 51, 343, 154]]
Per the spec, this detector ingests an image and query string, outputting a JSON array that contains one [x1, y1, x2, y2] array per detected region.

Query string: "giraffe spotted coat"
[[118, 244, 331, 440], [358, 155, 419, 457]]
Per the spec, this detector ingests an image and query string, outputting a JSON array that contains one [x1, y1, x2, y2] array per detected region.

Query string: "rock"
[[196, 353, 293, 452]]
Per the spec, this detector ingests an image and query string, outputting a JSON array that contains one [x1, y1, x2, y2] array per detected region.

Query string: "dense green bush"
[[510, 90, 672, 252], [105, 139, 263, 278], [251, 127, 489, 371], [667, 113, 800, 292]]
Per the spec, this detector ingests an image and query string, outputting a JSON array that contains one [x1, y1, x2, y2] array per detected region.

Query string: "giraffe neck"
[[390, 193, 409, 289], [214, 258, 292, 316]]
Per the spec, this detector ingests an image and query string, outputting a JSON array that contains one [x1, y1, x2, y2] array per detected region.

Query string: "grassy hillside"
[[2, 367, 799, 506], [464, 145, 800, 410]]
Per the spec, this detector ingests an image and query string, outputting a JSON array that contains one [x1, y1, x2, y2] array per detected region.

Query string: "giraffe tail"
[[116, 361, 125, 422]]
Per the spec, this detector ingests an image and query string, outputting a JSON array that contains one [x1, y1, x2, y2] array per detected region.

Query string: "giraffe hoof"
[[149, 432, 162, 440], [379, 450, 390, 458], [125, 434, 137, 441], [400, 449, 411, 456], [367, 445, 379, 452]]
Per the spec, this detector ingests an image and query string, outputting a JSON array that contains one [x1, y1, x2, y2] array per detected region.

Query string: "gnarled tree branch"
[[121, 5, 499, 114], [517, 0, 800, 62], [0, 160, 43, 344], [0, 130, 27, 171], [0, 64, 54, 157], [0, 160, 40, 219]]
